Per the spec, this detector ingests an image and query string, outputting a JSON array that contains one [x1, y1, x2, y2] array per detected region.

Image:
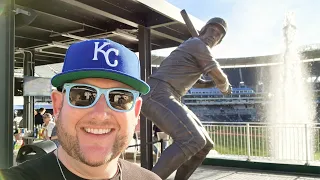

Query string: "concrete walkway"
[[124, 140, 320, 179], [167, 165, 320, 180]]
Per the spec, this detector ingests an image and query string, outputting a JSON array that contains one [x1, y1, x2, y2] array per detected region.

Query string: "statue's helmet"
[[199, 17, 227, 44]]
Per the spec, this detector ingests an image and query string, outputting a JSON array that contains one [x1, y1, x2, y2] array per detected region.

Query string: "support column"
[[23, 51, 35, 132], [138, 25, 153, 170], [0, 0, 15, 168]]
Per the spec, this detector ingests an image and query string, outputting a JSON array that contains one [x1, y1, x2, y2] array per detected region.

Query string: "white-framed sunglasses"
[[62, 83, 139, 112]]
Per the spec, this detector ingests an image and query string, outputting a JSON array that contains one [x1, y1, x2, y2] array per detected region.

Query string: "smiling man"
[[141, 17, 232, 179], [0, 39, 161, 180]]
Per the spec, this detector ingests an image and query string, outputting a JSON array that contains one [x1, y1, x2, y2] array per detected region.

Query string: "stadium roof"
[[14, 0, 205, 68]]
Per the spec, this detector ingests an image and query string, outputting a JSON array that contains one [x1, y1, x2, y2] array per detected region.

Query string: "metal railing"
[[203, 122, 320, 166]]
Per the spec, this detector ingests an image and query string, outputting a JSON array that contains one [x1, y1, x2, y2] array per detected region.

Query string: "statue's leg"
[[141, 88, 209, 179], [174, 141, 213, 180], [174, 105, 214, 180]]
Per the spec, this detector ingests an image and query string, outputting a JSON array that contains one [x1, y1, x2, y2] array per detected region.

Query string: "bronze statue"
[[141, 17, 232, 180]]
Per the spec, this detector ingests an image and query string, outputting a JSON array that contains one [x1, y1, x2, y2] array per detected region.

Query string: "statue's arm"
[[207, 66, 232, 95]]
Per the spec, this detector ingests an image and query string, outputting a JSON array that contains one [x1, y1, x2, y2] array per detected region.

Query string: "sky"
[[153, 0, 320, 58]]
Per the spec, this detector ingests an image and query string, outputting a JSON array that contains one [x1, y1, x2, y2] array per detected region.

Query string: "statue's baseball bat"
[[180, 9, 199, 37]]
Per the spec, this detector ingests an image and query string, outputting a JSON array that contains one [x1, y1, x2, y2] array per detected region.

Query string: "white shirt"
[[43, 121, 55, 137]]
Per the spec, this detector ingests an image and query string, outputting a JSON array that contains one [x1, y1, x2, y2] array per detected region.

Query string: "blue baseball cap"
[[51, 39, 150, 95]]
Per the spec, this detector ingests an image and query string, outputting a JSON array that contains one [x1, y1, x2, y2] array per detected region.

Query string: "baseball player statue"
[[141, 17, 232, 180]]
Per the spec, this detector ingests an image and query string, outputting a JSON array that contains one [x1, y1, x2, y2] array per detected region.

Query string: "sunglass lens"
[[69, 86, 97, 107], [109, 90, 134, 111]]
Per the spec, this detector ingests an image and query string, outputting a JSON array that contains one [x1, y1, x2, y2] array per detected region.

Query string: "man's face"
[[200, 24, 224, 48], [51, 78, 142, 167]]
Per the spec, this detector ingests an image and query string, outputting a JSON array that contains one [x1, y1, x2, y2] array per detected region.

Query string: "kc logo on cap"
[[92, 42, 119, 67], [51, 39, 150, 95]]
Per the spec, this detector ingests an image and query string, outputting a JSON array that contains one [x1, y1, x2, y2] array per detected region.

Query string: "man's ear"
[[51, 90, 64, 117], [135, 116, 141, 132], [134, 97, 142, 119]]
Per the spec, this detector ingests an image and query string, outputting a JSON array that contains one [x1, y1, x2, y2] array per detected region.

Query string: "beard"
[[55, 112, 129, 167]]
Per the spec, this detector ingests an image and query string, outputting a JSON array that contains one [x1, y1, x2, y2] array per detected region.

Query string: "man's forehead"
[[72, 78, 133, 89]]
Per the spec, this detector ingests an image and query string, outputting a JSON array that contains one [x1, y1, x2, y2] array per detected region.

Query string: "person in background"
[[13, 110, 23, 128], [50, 126, 59, 147], [35, 107, 46, 126], [42, 113, 55, 140]]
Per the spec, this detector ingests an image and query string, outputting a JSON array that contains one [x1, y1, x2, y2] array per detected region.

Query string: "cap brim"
[[51, 69, 150, 95]]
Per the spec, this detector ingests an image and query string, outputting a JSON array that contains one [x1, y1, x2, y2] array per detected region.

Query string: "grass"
[[205, 125, 320, 161]]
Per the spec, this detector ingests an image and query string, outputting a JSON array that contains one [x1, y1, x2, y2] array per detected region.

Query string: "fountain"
[[267, 12, 316, 163]]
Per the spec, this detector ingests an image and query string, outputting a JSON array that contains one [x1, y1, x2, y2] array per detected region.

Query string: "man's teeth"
[[84, 128, 111, 134]]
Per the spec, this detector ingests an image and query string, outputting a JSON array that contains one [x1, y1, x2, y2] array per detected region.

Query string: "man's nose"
[[89, 94, 111, 120]]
